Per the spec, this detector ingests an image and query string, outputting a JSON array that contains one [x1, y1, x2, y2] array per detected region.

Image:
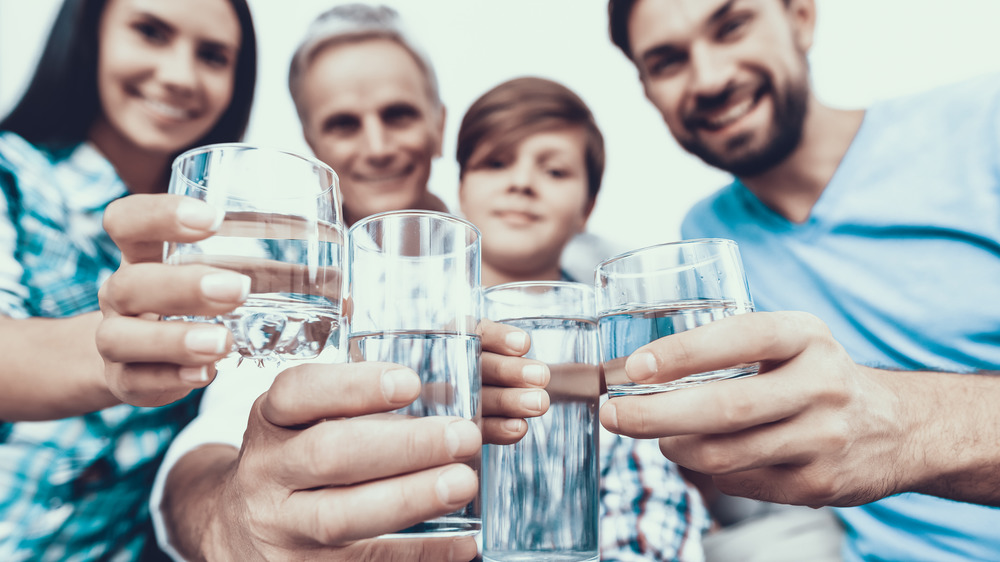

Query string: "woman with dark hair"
[[0, 0, 256, 557], [457, 76, 711, 560]]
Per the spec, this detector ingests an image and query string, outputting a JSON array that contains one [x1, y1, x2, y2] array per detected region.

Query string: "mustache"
[[682, 79, 767, 130]]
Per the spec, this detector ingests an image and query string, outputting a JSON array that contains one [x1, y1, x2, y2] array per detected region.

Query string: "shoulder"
[[869, 73, 1000, 127], [681, 180, 742, 239]]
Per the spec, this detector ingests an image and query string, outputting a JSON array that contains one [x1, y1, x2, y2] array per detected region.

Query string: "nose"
[[688, 43, 736, 101], [506, 160, 536, 196], [157, 44, 199, 94], [361, 118, 393, 165]]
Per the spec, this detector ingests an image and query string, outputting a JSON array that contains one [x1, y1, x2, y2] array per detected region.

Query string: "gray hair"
[[288, 4, 442, 120]]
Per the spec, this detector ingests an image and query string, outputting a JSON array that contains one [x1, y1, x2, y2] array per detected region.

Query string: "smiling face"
[[92, 0, 240, 157], [629, 0, 814, 176], [460, 128, 593, 280], [297, 38, 445, 226]]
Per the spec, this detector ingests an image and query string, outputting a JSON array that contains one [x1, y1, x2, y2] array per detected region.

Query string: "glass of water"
[[482, 281, 600, 562], [597, 238, 757, 396], [347, 210, 482, 537], [164, 143, 345, 366]]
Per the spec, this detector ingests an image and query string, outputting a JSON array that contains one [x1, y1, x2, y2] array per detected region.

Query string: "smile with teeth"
[[700, 95, 759, 131], [144, 98, 195, 121]]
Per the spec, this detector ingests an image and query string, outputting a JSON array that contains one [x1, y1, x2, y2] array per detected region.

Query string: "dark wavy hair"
[[0, 0, 257, 152], [456, 76, 605, 202]]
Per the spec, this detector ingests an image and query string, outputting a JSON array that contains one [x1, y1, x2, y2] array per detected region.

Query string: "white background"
[[3, 0, 1000, 254]]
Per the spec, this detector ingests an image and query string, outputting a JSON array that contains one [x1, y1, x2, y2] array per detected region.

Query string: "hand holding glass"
[[164, 143, 345, 366], [597, 238, 757, 396]]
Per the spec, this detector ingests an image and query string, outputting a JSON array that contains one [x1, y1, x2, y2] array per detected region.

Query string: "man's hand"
[[600, 311, 915, 507], [164, 361, 482, 561]]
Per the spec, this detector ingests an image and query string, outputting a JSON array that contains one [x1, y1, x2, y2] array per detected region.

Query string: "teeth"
[[706, 97, 755, 129], [145, 99, 190, 120]]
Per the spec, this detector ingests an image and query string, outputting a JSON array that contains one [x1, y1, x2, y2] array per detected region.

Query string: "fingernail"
[[505, 331, 528, 351], [184, 327, 228, 354], [177, 199, 224, 231], [626, 352, 658, 382], [602, 402, 620, 432], [522, 363, 548, 386], [448, 537, 479, 562], [381, 368, 420, 404], [435, 465, 476, 506], [444, 420, 481, 458], [200, 272, 251, 302], [519, 390, 545, 413], [178, 365, 209, 383], [502, 418, 525, 433]]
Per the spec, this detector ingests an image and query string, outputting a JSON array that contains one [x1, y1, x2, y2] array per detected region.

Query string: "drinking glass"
[[164, 143, 345, 366], [482, 281, 600, 562], [597, 238, 757, 396], [347, 210, 482, 537]]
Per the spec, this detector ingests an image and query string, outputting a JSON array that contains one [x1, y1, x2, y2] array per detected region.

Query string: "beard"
[[678, 68, 810, 178]]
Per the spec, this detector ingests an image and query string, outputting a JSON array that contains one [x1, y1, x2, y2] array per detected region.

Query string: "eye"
[[133, 21, 168, 44], [717, 14, 752, 40], [646, 51, 687, 78], [322, 115, 360, 136], [547, 168, 570, 179], [382, 104, 420, 127], [197, 45, 231, 69]]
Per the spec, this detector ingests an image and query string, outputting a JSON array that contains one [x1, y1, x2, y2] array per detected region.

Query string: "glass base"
[[378, 517, 481, 539], [483, 552, 598, 562], [607, 363, 759, 397]]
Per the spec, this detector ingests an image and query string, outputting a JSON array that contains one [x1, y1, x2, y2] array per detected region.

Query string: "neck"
[[344, 190, 449, 227], [482, 260, 563, 288], [87, 118, 172, 194], [740, 96, 865, 223]]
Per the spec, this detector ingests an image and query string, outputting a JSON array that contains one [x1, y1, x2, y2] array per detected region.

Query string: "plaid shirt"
[[600, 427, 710, 561], [0, 132, 200, 561]]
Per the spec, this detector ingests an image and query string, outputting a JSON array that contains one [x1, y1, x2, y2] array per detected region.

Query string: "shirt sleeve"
[[600, 428, 711, 562], [150, 362, 280, 560], [0, 155, 29, 318]]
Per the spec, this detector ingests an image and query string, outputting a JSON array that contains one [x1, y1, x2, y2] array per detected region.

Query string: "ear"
[[787, 0, 817, 52], [433, 105, 447, 158]]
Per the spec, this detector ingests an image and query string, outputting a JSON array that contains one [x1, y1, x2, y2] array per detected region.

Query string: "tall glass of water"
[[164, 143, 345, 366], [347, 210, 482, 537], [597, 238, 757, 396], [482, 281, 600, 562]]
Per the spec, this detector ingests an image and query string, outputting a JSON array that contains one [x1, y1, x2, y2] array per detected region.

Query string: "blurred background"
[[4, 0, 1000, 255]]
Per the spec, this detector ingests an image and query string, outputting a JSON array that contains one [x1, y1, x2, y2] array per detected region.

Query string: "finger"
[[104, 194, 224, 263], [482, 386, 549, 420], [105, 362, 215, 407], [97, 316, 232, 365], [482, 417, 528, 445], [599, 370, 812, 438], [260, 362, 424, 428], [482, 351, 549, 389], [340, 536, 479, 562], [271, 415, 481, 489], [479, 319, 531, 356], [100, 263, 250, 317], [658, 427, 819, 476], [283, 463, 478, 544], [623, 311, 826, 384]]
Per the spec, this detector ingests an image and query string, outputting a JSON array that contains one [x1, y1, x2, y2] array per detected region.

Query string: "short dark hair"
[[456, 77, 605, 202], [608, 0, 640, 60], [609, 0, 793, 61], [0, 0, 257, 152]]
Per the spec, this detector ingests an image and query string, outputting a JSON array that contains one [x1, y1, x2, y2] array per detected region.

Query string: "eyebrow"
[[637, 0, 740, 66], [134, 10, 240, 52]]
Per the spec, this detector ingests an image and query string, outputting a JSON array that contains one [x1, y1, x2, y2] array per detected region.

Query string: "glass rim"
[[596, 238, 738, 273], [171, 142, 340, 201], [348, 209, 481, 239], [484, 280, 592, 295]]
